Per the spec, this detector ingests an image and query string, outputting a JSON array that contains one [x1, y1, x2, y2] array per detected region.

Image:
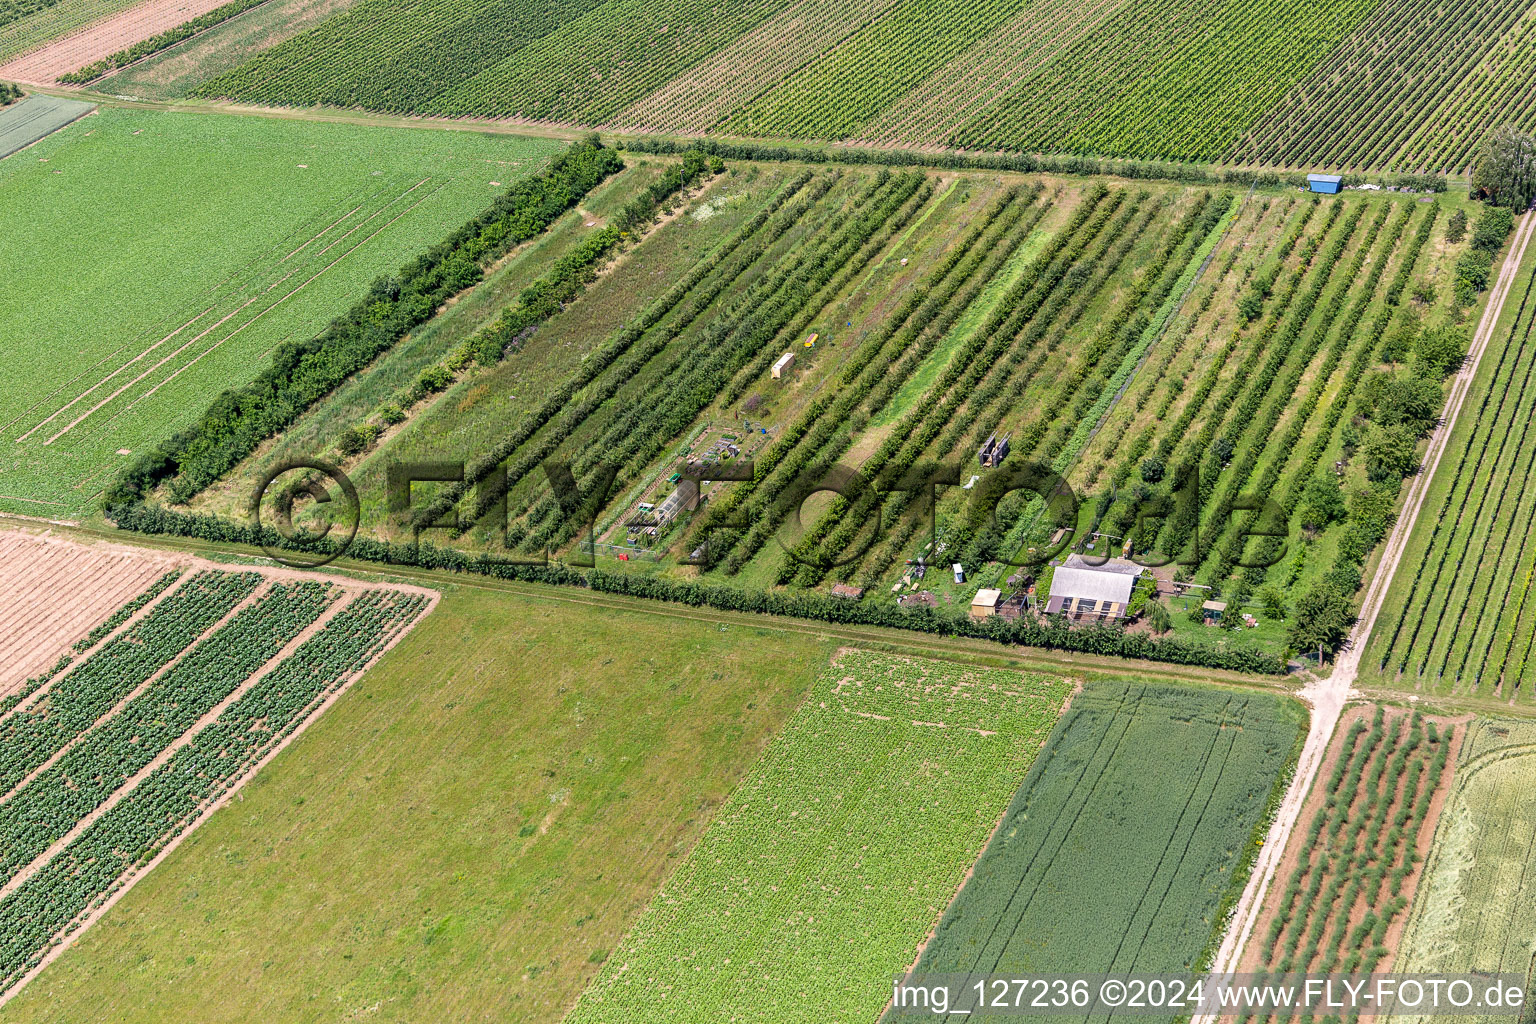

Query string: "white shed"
[[771, 351, 795, 379]]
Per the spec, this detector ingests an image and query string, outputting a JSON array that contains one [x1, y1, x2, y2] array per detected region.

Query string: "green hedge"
[[619, 137, 1448, 192], [108, 501, 1286, 675]]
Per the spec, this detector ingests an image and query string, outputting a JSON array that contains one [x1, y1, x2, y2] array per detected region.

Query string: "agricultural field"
[[177, 153, 1486, 669], [566, 649, 1071, 1023], [1228, 0, 1536, 173], [1240, 706, 1459, 983], [0, 528, 433, 1003], [0, 107, 562, 517], [86, 0, 358, 100], [0, 0, 269, 86], [0, 91, 90, 157], [899, 680, 1303, 1016], [0, 549, 840, 1024], [137, 0, 1536, 171], [1363, 209, 1536, 698], [1391, 717, 1536, 1024], [9, 3, 1536, 1023], [0, 531, 181, 692]]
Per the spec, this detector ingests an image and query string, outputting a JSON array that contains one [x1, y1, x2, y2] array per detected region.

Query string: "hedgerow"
[[107, 501, 1285, 674]]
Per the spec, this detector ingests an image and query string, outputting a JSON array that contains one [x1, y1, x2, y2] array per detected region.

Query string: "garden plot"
[[0, 530, 178, 694]]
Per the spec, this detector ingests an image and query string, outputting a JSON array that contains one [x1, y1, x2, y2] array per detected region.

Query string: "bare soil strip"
[[0, 532, 179, 695], [0, 0, 236, 85]]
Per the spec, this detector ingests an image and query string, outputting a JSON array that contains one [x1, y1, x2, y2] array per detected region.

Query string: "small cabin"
[[1202, 600, 1228, 623], [1307, 174, 1343, 195], [771, 351, 795, 379], [970, 588, 1002, 619]]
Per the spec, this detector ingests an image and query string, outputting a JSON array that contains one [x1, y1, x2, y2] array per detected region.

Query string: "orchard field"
[[0, 530, 432, 1002], [1241, 707, 1458, 986], [137, 0, 1536, 172], [1363, 209, 1536, 699], [175, 150, 1486, 671], [0, 107, 560, 517]]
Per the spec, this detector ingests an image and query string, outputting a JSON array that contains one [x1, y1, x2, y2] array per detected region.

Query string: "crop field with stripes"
[[0, 106, 558, 517], [165, 0, 1536, 170], [0, 530, 433, 1001], [566, 649, 1072, 1023], [1239, 707, 1457, 994], [230, 161, 1481, 648], [1363, 226, 1536, 699], [1391, 718, 1536, 1024], [897, 681, 1302, 1019]]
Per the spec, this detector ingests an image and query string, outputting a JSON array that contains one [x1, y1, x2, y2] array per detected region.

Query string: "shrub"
[[335, 423, 381, 457], [1445, 209, 1467, 243]]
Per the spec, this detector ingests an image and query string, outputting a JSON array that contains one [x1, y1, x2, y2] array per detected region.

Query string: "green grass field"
[[898, 680, 1303, 1022], [99, 0, 361, 101], [1391, 718, 1536, 1024], [0, 577, 836, 1024], [0, 94, 93, 158], [567, 649, 1071, 1023], [0, 107, 559, 517]]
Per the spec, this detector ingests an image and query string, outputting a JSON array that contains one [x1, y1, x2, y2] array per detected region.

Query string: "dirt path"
[[1196, 210, 1535, 1008]]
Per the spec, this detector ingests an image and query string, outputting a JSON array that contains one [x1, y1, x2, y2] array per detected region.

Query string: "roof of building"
[[971, 588, 1002, 607], [1048, 565, 1136, 606], [1062, 554, 1142, 576], [1307, 173, 1344, 184], [1203, 600, 1228, 612]]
